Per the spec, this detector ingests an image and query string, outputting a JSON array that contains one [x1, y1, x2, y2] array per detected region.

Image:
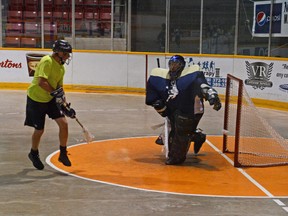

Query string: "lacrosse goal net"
[[223, 74, 288, 167]]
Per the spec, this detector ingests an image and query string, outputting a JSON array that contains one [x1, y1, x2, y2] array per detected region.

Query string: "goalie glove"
[[51, 87, 76, 118], [152, 100, 168, 117], [200, 84, 222, 111]]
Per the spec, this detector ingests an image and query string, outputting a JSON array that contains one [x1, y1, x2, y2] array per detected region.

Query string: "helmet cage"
[[52, 40, 72, 65], [168, 55, 186, 80]]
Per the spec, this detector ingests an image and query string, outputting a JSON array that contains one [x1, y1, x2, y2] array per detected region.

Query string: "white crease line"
[[46, 136, 288, 199], [274, 199, 286, 206], [206, 139, 288, 213], [206, 139, 274, 197]]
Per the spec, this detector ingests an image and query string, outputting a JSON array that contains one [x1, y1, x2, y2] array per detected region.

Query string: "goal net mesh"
[[223, 74, 288, 167]]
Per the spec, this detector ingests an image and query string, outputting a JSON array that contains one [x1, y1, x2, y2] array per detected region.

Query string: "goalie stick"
[[164, 117, 169, 158], [156, 57, 169, 158], [75, 117, 94, 143]]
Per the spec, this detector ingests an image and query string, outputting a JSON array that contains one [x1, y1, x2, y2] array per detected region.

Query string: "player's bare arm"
[[38, 77, 54, 93]]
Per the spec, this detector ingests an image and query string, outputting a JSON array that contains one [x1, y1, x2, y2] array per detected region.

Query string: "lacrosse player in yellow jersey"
[[25, 40, 76, 170]]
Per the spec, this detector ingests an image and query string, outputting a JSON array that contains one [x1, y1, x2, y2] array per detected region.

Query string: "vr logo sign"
[[245, 61, 273, 90]]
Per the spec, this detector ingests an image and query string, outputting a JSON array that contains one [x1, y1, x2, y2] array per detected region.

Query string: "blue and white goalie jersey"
[[145, 65, 208, 116]]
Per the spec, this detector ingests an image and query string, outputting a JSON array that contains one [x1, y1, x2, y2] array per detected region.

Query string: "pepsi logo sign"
[[257, 11, 266, 26]]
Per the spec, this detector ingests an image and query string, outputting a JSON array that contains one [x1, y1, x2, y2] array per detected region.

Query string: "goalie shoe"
[[192, 130, 206, 154], [155, 135, 164, 145]]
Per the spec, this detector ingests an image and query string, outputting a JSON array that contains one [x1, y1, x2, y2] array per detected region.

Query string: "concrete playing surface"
[[0, 90, 287, 216]]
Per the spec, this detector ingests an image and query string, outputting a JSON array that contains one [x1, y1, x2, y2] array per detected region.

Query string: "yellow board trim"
[[0, 82, 145, 95]]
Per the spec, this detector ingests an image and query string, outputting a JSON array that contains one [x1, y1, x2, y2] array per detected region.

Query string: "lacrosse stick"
[[75, 117, 94, 143]]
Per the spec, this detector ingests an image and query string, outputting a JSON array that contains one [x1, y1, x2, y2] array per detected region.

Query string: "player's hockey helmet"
[[52, 40, 72, 53]]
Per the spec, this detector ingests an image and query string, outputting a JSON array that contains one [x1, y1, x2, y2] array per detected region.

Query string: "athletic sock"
[[60, 146, 67, 153], [30, 149, 39, 156], [58, 146, 71, 166]]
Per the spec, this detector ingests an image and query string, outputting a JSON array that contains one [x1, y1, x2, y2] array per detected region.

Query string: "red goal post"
[[223, 74, 288, 167]]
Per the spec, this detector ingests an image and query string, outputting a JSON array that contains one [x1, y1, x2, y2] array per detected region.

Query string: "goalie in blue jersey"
[[146, 55, 222, 165]]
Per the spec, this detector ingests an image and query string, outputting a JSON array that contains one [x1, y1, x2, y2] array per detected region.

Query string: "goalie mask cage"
[[223, 74, 288, 167]]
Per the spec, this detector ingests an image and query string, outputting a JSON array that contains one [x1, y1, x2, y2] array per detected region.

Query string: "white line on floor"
[[206, 139, 288, 214], [46, 136, 288, 199]]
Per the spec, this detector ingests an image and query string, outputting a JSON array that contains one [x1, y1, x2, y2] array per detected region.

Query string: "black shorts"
[[24, 96, 64, 130]]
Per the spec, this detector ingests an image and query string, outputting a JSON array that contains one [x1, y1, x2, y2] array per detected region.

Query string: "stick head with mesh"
[[82, 127, 94, 143]]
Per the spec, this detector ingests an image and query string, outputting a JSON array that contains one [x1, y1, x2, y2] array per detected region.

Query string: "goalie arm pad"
[[50, 87, 76, 118], [152, 100, 168, 117], [200, 84, 222, 111]]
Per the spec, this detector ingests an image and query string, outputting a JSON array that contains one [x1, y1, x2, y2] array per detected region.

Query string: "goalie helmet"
[[168, 55, 186, 80], [52, 40, 72, 53]]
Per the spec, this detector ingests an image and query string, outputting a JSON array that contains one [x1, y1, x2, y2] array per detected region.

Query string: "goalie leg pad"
[[166, 131, 191, 165], [174, 110, 198, 136], [165, 115, 192, 165]]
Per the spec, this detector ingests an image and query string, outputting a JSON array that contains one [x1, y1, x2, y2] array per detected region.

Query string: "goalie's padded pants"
[[167, 111, 203, 164]]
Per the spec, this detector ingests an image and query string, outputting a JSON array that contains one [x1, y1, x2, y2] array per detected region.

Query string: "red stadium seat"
[[84, 0, 98, 5], [54, 0, 70, 12], [7, 10, 23, 22], [69, 11, 84, 20], [84, 11, 94, 20], [99, 0, 111, 5], [25, 0, 40, 10], [21, 37, 38, 47], [76, 0, 84, 5], [75, 5, 84, 12], [24, 22, 40, 35], [9, 0, 24, 10], [53, 11, 64, 19], [44, 22, 57, 34], [5, 36, 21, 47], [99, 11, 111, 20], [99, 7, 111, 20], [6, 22, 23, 36], [44, 11, 53, 21], [63, 12, 69, 19], [54, 0, 70, 6], [9, 0, 23, 4], [44, 0, 53, 10], [23, 11, 38, 20], [53, 11, 69, 21], [75, 11, 84, 19], [25, 0, 39, 4]]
